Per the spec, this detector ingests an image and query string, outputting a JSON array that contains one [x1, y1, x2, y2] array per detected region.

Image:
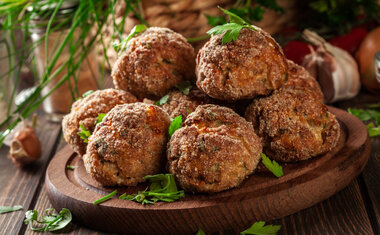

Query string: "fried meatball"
[[167, 104, 262, 193], [161, 88, 213, 119], [245, 89, 340, 162], [196, 27, 288, 100], [283, 59, 324, 102], [84, 103, 170, 186], [62, 89, 137, 156], [112, 27, 196, 99]]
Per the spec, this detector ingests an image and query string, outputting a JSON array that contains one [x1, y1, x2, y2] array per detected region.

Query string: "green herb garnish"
[[96, 113, 106, 124], [93, 190, 118, 205], [169, 115, 182, 138], [348, 107, 380, 137], [175, 81, 192, 95], [114, 24, 147, 53], [0, 205, 23, 214], [241, 221, 281, 235], [119, 174, 184, 205], [77, 124, 91, 143], [24, 208, 72, 232], [196, 228, 206, 235], [82, 90, 94, 98], [261, 153, 283, 178], [66, 165, 76, 170], [155, 93, 170, 106]]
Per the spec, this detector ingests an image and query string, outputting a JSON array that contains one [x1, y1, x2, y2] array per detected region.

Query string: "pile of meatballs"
[[62, 26, 340, 194]]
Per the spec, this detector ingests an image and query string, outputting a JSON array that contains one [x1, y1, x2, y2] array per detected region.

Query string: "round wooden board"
[[46, 106, 370, 235]]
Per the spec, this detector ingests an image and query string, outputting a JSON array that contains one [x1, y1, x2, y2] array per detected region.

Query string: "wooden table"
[[0, 91, 379, 235]]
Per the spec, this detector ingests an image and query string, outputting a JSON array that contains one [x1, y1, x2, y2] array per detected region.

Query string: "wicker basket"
[[100, 0, 301, 69]]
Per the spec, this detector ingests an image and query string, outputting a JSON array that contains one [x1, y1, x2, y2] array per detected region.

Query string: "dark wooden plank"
[[336, 91, 380, 234], [0, 118, 61, 235], [272, 179, 374, 235]]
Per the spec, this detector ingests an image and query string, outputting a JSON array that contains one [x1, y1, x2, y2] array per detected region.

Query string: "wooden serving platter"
[[46, 106, 370, 235]]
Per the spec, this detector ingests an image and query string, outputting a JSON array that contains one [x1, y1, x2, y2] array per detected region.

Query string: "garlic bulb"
[[302, 29, 361, 103], [10, 125, 41, 166]]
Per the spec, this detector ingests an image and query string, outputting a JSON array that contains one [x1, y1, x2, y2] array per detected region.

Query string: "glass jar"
[[29, 0, 98, 121]]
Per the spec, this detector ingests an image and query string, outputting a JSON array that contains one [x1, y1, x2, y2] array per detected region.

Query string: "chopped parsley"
[[0, 205, 22, 214], [155, 93, 170, 106], [113, 24, 147, 53], [24, 208, 72, 232], [348, 106, 380, 137], [241, 221, 281, 235], [119, 174, 184, 205], [175, 81, 192, 95], [96, 113, 106, 124], [82, 90, 94, 98], [169, 115, 182, 138], [77, 124, 91, 143], [261, 153, 283, 178]]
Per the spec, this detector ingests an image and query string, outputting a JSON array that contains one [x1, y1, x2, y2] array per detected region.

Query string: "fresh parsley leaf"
[[77, 124, 91, 143], [66, 165, 76, 170], [0, 205, 22, 214], [82, 90, 94, 98], [206, 7, 256, 44], [196, 228, 206, 235], [24, 208, 72, 232], [114, 24, 147, 53], [96, 113, 106, 124], [347, 108, 380, 122], [119, 174, 184, 205], [175, 81, 192, 95], [205, 14, 227, 26], [169, 115, 182, 138], [155, 93, 170, 106], [261, 153, 283, 178], [241, 221, 281, 235], [93, 190, 118, 205], [366, 123, 380, 137]]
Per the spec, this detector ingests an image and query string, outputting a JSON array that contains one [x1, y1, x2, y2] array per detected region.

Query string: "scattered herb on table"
[[155, 93, 170, 106], [196, 228, 206, 235], [77, 124, 91, 143], [348, 106, 380, 137], [66, 165, 76, 170], [119, 174, 184, 205], [207, 7, 257, 44], [0, 205, 23, 214], [169, 115, 183, 138], [93, 190, 118, 205], [24, 208, 72, 232], [113, 24, 147, 53], [175, 81, 192, 95], [261, 153, 283, 178], [241, 221, 281, 235]]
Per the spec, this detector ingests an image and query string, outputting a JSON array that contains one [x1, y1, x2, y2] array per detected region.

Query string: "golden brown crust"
[[167, 104, 262, 193], [245, 89, 340, 162], [62, 89, 137, 156], [112, 27, 196, 99], [283, 59, 324, 102], [161, 88, 213, 119], [83, 103, 170, 186], [196, 27, 288, 100]]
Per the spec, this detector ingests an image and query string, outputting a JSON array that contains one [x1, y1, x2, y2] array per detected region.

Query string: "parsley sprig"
[[169, 115, 183, 138], [261, 153, 283, 178], [241, 221, 281, 235], [348, 105, 380, 137], [0, 205, 22, 214], [207, 7, 256, 44], [113, 24, 147, 53], [24, 208, 72, 232], [77, 113, 107, 143], [119, 174, 185, 205]]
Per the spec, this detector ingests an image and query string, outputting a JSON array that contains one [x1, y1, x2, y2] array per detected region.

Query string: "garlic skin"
[[10, 126, 41, 166], [302, 30, 361, 103]]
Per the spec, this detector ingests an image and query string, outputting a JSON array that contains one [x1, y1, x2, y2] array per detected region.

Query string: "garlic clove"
[[9, 126, 41, 166]]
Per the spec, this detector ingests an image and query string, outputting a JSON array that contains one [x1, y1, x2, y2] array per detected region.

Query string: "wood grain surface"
[[44, 107, 371, 234]]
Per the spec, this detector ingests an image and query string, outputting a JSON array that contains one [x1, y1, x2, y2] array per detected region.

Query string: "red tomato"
[[329, 27, 368, 55], [282, 41, 312, 65]]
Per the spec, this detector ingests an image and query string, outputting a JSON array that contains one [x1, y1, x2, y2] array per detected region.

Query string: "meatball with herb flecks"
[[196, 26, 288, 100], [112, 27, 196, 99], [245, 88, 340, 162], [167, 104, 262, 193], [62, 89, 137, 157], [83, 103, 170, 186]]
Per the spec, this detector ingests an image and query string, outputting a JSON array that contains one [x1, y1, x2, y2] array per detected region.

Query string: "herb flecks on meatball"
[[167, 104, 262, 193], [112, 27, 196, 99]]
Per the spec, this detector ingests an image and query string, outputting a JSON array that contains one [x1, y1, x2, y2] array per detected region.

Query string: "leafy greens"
[[261, 153, 283, 178], [24, 208, 72, 232]]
